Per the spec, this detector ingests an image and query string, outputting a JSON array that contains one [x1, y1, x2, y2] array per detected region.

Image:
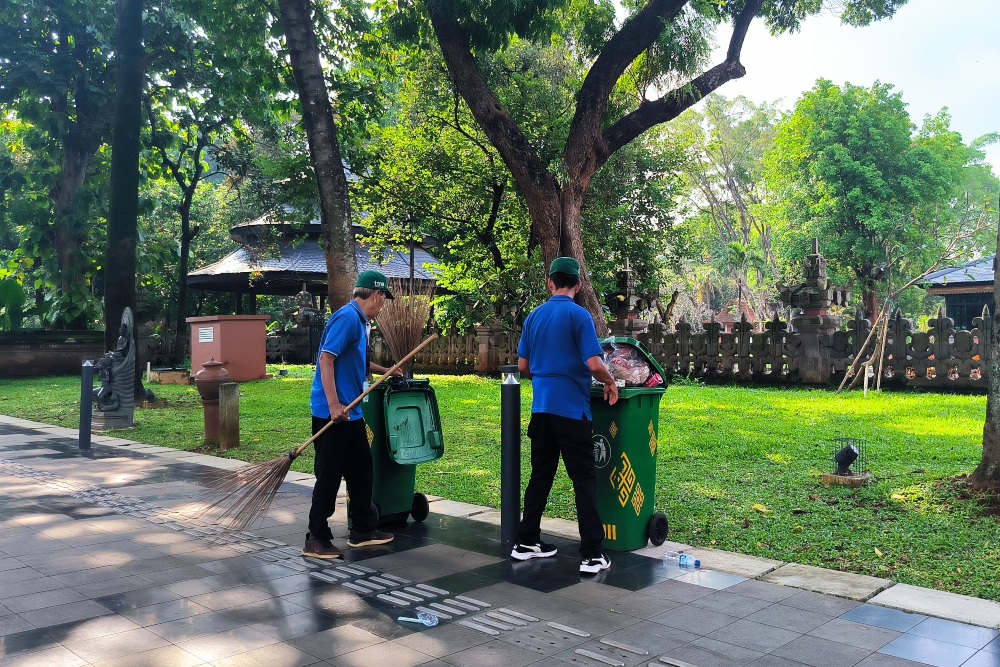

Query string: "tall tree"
[[104, 0, 143, 362], [389, 0, 908, 331], [276, 0, 358, 306], [142, 3, 255, 366], [146, 106, 223, 366], [972, 234, 1000, 490]]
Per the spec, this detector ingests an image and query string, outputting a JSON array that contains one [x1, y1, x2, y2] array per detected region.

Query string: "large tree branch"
[[600, 0, 763, 165], [426, 7, 553, 198], [564, 0, 688, 171]]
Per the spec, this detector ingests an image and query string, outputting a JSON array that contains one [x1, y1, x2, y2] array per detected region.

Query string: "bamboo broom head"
[[376, 277, 434, 377], [188, 452, 297, 534]]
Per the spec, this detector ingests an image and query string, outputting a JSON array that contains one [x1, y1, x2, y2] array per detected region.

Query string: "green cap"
[[549, 257, 580, 277], [355, 270, 394, 299]]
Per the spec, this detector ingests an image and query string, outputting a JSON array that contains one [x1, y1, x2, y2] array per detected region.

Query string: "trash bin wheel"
[[411, 493, 429, 523], [648, 512, 668, 546], [370, 502, 381, 527]]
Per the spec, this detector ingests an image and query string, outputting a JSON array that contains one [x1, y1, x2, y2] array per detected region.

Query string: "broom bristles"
[[376, 277, 434, 378], [188, 453, 295, 534]]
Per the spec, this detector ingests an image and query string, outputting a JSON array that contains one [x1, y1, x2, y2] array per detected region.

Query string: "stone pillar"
[[777, 239, 851, 385], [219, 382, 240, 451], [475, 324, 503, 373], [609, 317, 649, 337], [606, 263, 653, 339], [792, 312, 841, 384]]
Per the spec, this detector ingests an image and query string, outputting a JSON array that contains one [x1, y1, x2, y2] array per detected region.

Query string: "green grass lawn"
[[1, 368, 997, 601]]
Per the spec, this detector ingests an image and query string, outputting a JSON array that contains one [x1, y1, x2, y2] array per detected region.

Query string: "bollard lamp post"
[[500, 364, 521, 548], [79, 358, 94, 451]]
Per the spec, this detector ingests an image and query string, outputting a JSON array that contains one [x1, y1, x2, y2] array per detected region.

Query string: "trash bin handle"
[[292, 333, 439, 457]]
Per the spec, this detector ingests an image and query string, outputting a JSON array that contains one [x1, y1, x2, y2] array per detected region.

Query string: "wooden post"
[[219, 382, 240, 451]]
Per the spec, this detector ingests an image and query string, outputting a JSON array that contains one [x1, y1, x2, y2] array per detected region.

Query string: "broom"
[[189, 332, 439, 534]]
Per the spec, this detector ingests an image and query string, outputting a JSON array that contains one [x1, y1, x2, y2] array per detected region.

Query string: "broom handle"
[[291, 332, 439, 457]]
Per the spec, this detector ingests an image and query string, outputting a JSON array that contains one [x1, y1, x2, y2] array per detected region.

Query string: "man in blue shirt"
[[512, 257, 619, 574], [303, 270, 400, 559]]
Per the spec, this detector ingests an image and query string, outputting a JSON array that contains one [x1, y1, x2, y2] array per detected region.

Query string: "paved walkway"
[[1, 415, 1000, 667]]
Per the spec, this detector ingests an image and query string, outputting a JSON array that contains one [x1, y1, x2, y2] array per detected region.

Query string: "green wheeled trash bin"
[[591, 337, 669, 551], [360, 377, 444, 526]]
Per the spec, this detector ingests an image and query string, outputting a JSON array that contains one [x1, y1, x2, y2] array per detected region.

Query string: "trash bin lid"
[[384, 384, 444, 464], [599, 336, 666, 388]]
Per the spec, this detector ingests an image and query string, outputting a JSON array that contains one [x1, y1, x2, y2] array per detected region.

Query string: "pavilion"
[[920, 256, 994, 329], [188, 213, 438, 313]]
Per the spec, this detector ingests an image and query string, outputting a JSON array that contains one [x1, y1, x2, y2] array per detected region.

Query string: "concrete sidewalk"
[[1, 414, 999, 667]]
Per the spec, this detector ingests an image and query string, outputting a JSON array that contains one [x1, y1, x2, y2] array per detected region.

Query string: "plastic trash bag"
[[601, 341, 651, 386]]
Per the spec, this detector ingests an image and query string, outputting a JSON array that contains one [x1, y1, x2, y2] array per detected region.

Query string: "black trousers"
[[518, 412, 604, 558], [307, 416, 377, 539]]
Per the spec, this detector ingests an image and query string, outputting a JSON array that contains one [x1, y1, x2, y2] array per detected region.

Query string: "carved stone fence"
[[629, 309, 989, 389], [262, 309, 990, 390]]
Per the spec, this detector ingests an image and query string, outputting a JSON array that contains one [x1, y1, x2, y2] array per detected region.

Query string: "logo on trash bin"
[[593, 434, 612, 469], [609, 453, 645, 516]]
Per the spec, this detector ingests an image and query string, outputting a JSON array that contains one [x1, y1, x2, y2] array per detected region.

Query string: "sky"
[[708, 0, 1000, 173]]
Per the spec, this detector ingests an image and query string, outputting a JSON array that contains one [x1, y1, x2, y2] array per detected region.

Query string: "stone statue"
[[293, 283, 317, 328], [92, 307, 136, 431]]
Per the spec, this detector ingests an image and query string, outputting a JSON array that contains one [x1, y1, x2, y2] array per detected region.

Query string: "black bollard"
[[79, 358, 94, 451], [500, 364, 521, 548]]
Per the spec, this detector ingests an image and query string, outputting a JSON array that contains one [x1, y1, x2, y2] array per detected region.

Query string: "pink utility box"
[[186, 315, 271, 382]]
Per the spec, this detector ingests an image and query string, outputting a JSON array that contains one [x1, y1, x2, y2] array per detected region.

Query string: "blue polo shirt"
[[517, 295, 604, 421], [310, 300, 368, 421]]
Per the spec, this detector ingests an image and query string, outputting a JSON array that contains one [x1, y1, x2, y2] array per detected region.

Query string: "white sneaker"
[[580, 554, 611, 574], [511, 541, 558, 561]]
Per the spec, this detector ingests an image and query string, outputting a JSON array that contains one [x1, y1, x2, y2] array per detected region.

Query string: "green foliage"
[[670, 95, 781, 322], [2, 373, 997, 600], [765, 79, 999, 312], [137, 179, 234, 321], [0, 0, 116, 329], [352, 43, 540, 329], [421, 0, 568, 50], [0, 107, 109, 329], [583, 134, 685, 298], [0, 276, 26, 330]]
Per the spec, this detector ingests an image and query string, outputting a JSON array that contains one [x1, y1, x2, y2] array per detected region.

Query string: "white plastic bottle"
[[662, 550, 700, 568]]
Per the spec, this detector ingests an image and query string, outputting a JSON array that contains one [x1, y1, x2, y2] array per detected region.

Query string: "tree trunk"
[[971, 236, 1000, 489], [862, 289, 878, 322], [171, 190, 197, 367], [51, 141, 92, 330], [557, 187, 607, 336], [105, 0, 143, 395], [277, 0, 357, 308]]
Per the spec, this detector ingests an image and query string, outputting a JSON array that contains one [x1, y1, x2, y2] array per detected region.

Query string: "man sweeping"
[[512, 257, 619, 574], [303, 270, 400, 559]]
